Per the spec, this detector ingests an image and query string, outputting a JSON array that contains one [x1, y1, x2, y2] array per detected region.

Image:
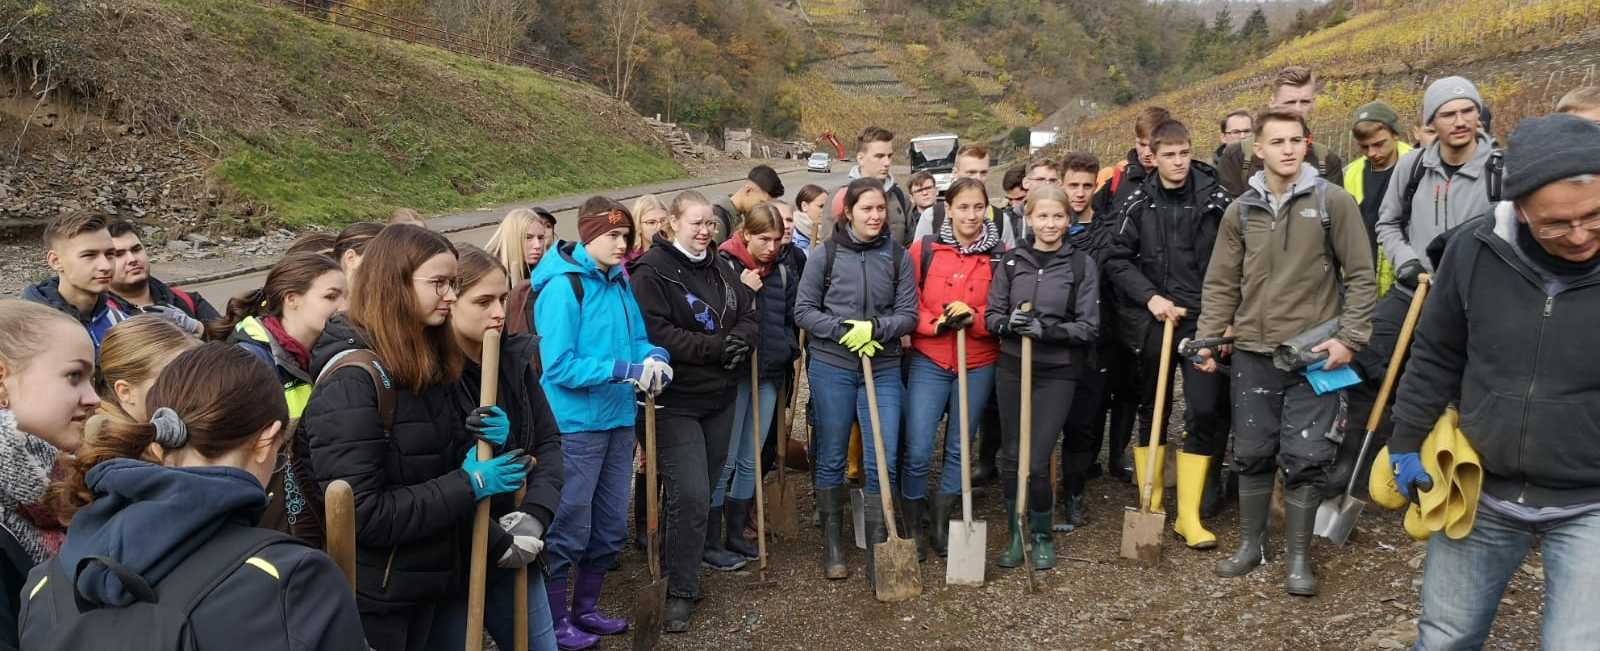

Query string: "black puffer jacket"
[[631, 235, 760, 410], [985, 242, 1101, 374], [2, 531, 26, 651], [452, 333, 564, 558], [1103, 161, 1231, 353], [1090, 149, 1150, 219], [717, 246, 802, 381], [300, 315, 477, 613]]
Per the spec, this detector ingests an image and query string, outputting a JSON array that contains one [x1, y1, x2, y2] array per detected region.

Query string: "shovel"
[[861, 355, 923, 602], [1316, 275, 1431, 544], [465, 329, 501, 651], [945, 330, 987, 586], [1121, 316, 1178, 566], [748, 352, 772, 582], [1016, 320, 1038, 592], [768, 354, 801, 539], [632, 395, 668, 651], [324, 479, 356, 593]]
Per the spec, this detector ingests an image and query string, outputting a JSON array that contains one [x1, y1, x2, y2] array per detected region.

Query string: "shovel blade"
[[630, 578, 667, 651], [1316, 497, 1366, 546], [1119, 508, 1165, 567], [944, 520, 987, 586], [851, 488, 867, 550], [871, 537, 923, 602], [766, 478, 800, 539]]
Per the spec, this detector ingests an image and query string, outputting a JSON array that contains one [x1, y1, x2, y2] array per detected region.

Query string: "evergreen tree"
[[1238, 7, 1270, 47]]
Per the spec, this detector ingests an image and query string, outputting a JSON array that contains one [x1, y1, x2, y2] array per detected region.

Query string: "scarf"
[[718, 236, 774, 277], [938, 214, 1002, 255], [673, 240, 708, 262], [1, 409, 65, 563], [262, 316, 311, 372]]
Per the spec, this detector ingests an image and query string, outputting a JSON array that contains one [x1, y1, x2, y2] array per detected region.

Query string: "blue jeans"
[[808, 356, 904, 495], [1416, 502, 1600, 650], [544, 427, 634, 582], [713, 379, 779, 505], [430, 565, 557, 651], [901, 352, 996, 500]]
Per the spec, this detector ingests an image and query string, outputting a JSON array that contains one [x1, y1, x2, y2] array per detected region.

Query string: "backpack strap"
[[917, 235, 936, 290], [930, 200, 947, 241], [170, 288, 198, 316], [1398, 151, 1428, 238], [317, 349, 396, 434], [820, 240, 838, 302], [1066, 248, 1085, 322]]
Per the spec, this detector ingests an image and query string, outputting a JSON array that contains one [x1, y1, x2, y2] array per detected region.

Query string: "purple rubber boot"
[[570, 566, 629, 635], [547, 578, 599, 650]]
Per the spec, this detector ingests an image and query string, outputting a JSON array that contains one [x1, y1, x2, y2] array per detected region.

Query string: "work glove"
[[721, 334, 752, 370], [462, 448, 529, 501], [1395, 260, 1424, 290], [612, 349, 673, 396], [856, 339, 884, 358], [1008, 309, 1043, 339], [839, 319, 875, 352], [1390, 451, 1434, 502], [142, 305, 203, 337], [935, 301, 975, 335], [466, 406, 510, 447], [496, 511, 546, 569]]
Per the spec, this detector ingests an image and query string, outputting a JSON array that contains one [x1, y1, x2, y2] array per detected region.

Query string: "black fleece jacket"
[[454, 333, 564, 534], [630, 236, 759, 410], [1391, 206, 1600, 507], [985, 242, 1101, 375]]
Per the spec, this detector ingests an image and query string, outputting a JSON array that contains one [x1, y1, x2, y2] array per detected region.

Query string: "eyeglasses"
[[1521, 206, 1600, 240], [679, 219, 715, 233], [414, 275, 461, 297]]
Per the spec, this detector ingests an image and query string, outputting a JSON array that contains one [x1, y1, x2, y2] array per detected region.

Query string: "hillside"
[[0, 0, 682, 231], [1052, 0, 1600, 165]]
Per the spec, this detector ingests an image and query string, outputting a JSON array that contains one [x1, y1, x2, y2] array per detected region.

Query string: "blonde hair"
[[1024, 184, 1070, 217], [631, 194, 668, 249], [485, 208, 546, 286], [0, 299, 81, 376], [96, 315, 200, 422], [1557, 86, 1600, 113]]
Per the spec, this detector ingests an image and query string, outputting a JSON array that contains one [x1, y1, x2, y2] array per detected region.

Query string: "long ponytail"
[[206, 253, 340, 340]]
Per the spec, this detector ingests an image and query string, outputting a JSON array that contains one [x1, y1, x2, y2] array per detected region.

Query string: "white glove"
[[142, 305, 203, 337], [496, 511, 546, 569], [638, 357, 674, 396]]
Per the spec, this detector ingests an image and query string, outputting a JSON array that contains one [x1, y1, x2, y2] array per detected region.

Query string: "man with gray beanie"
[[1375, 76, 1498, 293], [1388, 112, 1600, 650]]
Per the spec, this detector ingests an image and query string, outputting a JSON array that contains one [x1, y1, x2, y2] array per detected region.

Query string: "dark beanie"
[[1503, 113, 1600, 200], [578, 205, 634, 245]]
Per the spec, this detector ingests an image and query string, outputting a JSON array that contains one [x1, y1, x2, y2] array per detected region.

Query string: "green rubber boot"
[[996, 499, 1025, 568], [1029, 511, 1056, 570]]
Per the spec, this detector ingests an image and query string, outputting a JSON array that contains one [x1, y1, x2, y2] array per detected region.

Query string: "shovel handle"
[[750, 352, 768, 570], [513, 485, 529, 651], [1141, 316, 1180, 513], [645, 395, 662, 580], [324, 480, 356, 594], [957, 330, 973, 526], [465, 329, 502, 651], [861, 356, 900, 539]]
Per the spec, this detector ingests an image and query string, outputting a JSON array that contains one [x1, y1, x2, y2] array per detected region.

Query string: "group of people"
[[3, 61, 1600, 651]]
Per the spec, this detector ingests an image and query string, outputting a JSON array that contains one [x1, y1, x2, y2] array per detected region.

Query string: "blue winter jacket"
[[21, 278, 127, 353], [533, 241, 664, 433]]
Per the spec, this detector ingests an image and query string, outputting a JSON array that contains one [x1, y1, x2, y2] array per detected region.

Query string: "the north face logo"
[[1299, 208, 1320, 219]]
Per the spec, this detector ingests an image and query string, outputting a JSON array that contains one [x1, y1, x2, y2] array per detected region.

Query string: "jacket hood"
[[309, 313, 368, 376], [718, 235, 775, 276], [57, 458, 267, 607], [1137, 159, 1223, 201], [532, 240, 617, 294], [1244, 162, 1323, 207], [829, 223, 890, 253], [22, 278, 108, 325], [846, 165, 897, 190]]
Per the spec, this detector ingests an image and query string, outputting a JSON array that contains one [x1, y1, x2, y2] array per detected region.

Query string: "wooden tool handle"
[[957, 330, 973, 525], [645, 395, 662, 580], [750, 352, 768, 569], [861, 356, 899, 539], [513, 483, 529, 651], [1366, 275, 1431, 432], [1141, 317, 1179, 513], [324, 479, 356, 594], [466, 328, 501, 651]]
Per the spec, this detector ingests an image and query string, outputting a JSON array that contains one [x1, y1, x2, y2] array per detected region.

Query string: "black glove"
[[1395, 259, 1423, 290], [1007, 309, 1042, 339], [721, 334, 752, 370]]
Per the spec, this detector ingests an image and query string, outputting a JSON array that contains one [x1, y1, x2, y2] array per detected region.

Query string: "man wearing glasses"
[[1388, 112, 1600, 651], [1215, 110, 1252, 167]]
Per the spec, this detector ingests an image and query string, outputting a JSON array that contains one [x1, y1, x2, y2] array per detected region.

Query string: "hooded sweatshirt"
[[848, 164, 916, 246], [632, 234, 759, 410], [19, 459, 365, 650], [1375, 130, 1498, 276], [20, 278, 127, 351]]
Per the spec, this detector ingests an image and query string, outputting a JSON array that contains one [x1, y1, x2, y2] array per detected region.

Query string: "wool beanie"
[[1422, 76, 1484, 125], [578, 206, 634, 245], [1351, 101, 1400, 135], [1503, 112, 1600, 200]]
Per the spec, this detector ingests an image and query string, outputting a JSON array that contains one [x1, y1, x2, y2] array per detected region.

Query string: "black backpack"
[[1395, 147, 1506, 236], [26, 526, 306, 650]]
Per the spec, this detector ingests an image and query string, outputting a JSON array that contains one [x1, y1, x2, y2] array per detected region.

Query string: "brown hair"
[[51, 343, 288, 522], [285, 232, 337, 257], [1150, 120, 1192, 151], [741, 202, 785, 237], [456, 244, 507, 294], [97, 316, 200, 422], [334, 222, 384, 260], [1352, 120, 1395, 140], [206, 253, 342, 341], [856, 126, 894, 152], [1059, 152, 1100, 177], [1027, 157, 1062, 177], [956, 144, 989, 162], [1135, 107, 1172, 139], [1002, 165, 1027, 192], [1219, 109, 1253, 134], [795, 184, 827, 208], [945, 177, 988, 206], [0, 299, 81, 376], [1272, 65, 1315, 94], [907, 171, 936, 191], [347, 225, 462, 392], [1254, 108, 1309, 138], [1556, 86, 1600, 113], [843, 178, 887, 217], [42, 212, 107, 248]]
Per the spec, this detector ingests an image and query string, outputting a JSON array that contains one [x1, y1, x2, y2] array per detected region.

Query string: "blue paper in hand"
[[1303, 359, 1361, 395]]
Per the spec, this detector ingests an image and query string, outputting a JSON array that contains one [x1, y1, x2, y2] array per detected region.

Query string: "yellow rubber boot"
[[1173, 452, 1219, 549], [1131, 445, 1166, 512], [847, 422, 863, 481]]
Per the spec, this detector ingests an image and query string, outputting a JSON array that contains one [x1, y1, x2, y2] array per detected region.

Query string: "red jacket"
[[909, 239, 1000, 371]]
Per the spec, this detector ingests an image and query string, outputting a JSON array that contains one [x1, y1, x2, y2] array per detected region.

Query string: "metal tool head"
[[944, 520, 987, 586]]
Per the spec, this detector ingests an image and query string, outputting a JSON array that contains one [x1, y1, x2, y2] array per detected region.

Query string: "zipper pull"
[[1544, 296, 1554, 317]]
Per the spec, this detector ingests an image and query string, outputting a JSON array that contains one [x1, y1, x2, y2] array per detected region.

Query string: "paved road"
[[177, 165, 854, 301]]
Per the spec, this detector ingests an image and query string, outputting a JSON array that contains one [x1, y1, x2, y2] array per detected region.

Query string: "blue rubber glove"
[[1390, 452, 1434, 502], [462, 448, 528, 501], [466, 406, 510, 447]]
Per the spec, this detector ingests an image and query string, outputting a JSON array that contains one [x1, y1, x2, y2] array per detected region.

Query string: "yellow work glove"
[[839, 319, 874, 352]]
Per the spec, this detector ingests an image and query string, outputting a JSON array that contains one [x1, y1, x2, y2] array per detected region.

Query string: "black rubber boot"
[[1107, 401, 1136, 482], [928, 493, 955, 557], [1215, 472, 1273, 577], [663, 597, 693, 633], [701, 506, 748, 572], [1200, 449, 1228, 519], [723, 498, 759, 560], [1284, 485, 1320, 597], [900, 495, 928, 562], [1062, 452, 1093, 527], [862, 495, 886, 590], [818, 486, 848, 579]]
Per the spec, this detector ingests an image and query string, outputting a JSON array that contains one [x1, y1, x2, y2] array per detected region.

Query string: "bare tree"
[[600, 0, 649, 102], [431, 0, 537, 62]]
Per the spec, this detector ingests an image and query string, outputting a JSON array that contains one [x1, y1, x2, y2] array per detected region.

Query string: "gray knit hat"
[[1422, 76, 1483, 124], [1503, 113, 1600, 200]]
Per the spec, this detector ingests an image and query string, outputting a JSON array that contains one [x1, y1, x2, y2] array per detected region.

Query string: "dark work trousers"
[[978, 385, 1004, 469], [361, 602, 448, 651], [1336, 289, 1413, 496], [1230, 351, 1347, 493], [1062, 355, 1109, 483], [1137, 316, 1230, 456], [997, 358, 1077, 510], [656, 399, 736, 600], [1092, 343, 1141, 471]]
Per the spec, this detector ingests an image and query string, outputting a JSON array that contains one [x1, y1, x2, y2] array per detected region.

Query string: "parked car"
[[807, 151, 832, 173]]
